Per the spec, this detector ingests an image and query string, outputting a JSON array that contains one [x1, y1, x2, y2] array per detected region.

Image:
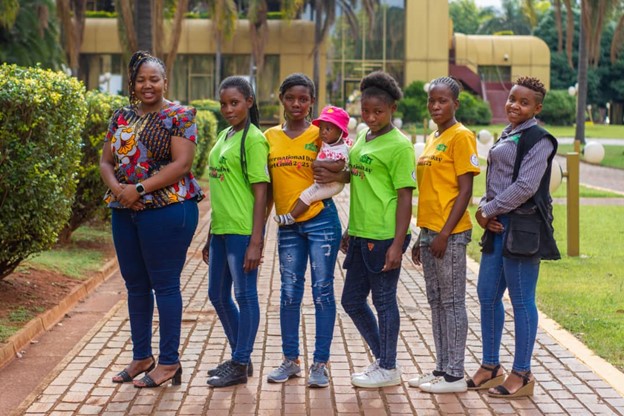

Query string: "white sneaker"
[[419, 377, 468, 393], [408, 372, 440, 388], [351, 359, 379, 379], [351, 366, 402, 388]]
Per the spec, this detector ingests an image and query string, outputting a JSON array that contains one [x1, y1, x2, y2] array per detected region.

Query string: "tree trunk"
[[215, 37, 222, 99], [575, 8, 587, 145], [312, 1, 322, 117], [135, 0, 152, 52]]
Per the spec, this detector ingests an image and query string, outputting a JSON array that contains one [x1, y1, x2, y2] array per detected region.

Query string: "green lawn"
[[469, 124, 624, 140], [557, 143, 624, 170], [462, 204, 624, 372], [25, 224, 113, 279], [404, 123, 624, 140], [415, 169, 624, 371]]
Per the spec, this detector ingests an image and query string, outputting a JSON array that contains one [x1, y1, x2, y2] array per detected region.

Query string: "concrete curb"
[[0, 258, 119, 370], [466, 256, 624, 398]]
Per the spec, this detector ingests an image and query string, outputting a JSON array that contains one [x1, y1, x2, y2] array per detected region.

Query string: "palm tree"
[[0, 0, 64, 69], [0, 0, 19, 29], [542, 0, 624, 142], [209, 0, 237, 98], [56, 0, 87, 77], [304, 0, 378, 114], [114, 0, 188, 88]]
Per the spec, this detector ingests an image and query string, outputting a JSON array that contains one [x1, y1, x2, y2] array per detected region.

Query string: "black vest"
[[482, 125, 561, 260]]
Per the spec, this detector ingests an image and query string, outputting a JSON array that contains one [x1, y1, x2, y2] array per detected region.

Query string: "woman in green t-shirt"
[[202, 76, 270, 388], [341, 71, 416, 388]]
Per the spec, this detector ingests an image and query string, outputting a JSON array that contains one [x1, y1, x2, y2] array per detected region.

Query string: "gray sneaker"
[[267, 359, 302, 383], [308, 362, 330, 388]]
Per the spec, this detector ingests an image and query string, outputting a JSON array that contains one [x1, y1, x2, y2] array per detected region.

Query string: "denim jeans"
[[341, 235, 411, 370], [208, 234, 260, 364], [477, 215, 540, 372], [420, 228, 471, 378], [278, 199, 341, 363], [111, 199, 198, 365]]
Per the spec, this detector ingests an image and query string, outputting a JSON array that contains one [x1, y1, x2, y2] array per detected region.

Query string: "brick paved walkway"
[[17, 193, 624, 415]]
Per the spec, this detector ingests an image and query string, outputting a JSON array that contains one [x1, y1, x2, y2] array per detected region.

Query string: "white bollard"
[[582, 141, 605, 164]]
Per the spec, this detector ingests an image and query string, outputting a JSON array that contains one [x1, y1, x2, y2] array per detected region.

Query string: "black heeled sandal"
[[134, 364, 182, 388], [112, 355, 155, 383], [488, 370, 535, 398], [466, 364, 504, 390]]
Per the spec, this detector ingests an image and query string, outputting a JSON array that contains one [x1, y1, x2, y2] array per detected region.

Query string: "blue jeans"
[[477, 215, 540, 372], [111, 199, 198, 365], [208, 234, 260, 364], [420, 228, 471, 378], [341, 235, 411, 370], [278, 199, 341, 363]]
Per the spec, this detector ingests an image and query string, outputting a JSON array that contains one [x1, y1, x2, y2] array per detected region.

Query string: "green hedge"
[[398, 80, 428, 123], [539, 90, 576, 126], [190, 98, 228, 133], [57, 91, 128, 244], [194, 110, 218, 178], [457, 91, 492, 125], [0, 64, 87, 279]]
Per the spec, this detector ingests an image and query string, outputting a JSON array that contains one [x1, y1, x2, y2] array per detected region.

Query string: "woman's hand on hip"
[[244, 239, 263, 273], [382, 242, 403, 272]]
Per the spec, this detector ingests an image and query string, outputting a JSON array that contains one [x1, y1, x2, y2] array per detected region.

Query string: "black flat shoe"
[[134, 365, 182, 388], [112, 355, 155, 383], [208, 360, 254, 377]]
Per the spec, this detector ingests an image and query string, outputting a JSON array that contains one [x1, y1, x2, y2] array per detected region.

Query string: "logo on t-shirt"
[[304, 143, 319, 152], [360, 154, 373, 165], [436, 144, 448, 152], [470, 154, 479, 167]]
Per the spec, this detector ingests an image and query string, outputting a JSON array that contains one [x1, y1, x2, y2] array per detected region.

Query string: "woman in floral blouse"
[[100, 51, 203, 388]]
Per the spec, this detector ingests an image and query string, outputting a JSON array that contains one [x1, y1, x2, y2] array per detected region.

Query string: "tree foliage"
[[0, 64, 86, 279], [57, 91, 128, 244], [0, 0, 64, 70]]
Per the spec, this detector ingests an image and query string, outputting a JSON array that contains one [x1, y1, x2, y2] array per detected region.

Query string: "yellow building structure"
[[80, 0, 551, 123]]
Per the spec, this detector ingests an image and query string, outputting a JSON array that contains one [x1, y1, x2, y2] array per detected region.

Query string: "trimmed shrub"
[[190, 98, 228, 132], [398, 80, 428, 123], [539, 90, 576, 125], [194, 110, 218, 178], [57, 91, 128, 244], [0, 64, 87, 279], [457, 91, 492, 125]]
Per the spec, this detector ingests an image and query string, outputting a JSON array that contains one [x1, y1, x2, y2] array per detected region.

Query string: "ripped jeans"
[[277, 199, 341, 363]]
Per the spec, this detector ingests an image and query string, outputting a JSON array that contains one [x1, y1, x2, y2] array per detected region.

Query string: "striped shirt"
[[480, 118, 554, 218]]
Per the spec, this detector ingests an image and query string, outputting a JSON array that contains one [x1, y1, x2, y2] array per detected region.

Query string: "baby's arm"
[[312, 158, 346, 173]]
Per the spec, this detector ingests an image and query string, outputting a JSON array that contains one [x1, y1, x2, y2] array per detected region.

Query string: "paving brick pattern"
[[21, 193, 624, 415]]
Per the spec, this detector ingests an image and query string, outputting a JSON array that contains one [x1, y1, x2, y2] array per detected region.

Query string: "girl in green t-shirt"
[[341, 71, 416, 388], [202, 76, 270, 388]]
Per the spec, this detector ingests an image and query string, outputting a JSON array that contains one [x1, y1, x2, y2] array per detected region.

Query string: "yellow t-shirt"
[[265, 124, 324, 222], [416, 123, 480, 234]]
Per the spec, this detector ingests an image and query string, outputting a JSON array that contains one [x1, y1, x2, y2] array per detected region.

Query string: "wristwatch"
[[135, 183, 146, 196]]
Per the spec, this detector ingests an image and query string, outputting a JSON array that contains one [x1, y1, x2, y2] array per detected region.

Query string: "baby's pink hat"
[[312, 106, 350, 138]]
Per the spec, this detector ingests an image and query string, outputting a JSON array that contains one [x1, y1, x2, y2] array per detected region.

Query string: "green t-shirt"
[[348, 128, 416, 240], [208, 124, 270, 235]]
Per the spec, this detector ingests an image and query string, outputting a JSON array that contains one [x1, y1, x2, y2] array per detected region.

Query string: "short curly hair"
[[515, 76, 546, 103], [360, 71, 403, 104]]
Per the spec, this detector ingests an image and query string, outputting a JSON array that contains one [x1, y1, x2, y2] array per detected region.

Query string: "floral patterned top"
[[104, 101, 204, 209]]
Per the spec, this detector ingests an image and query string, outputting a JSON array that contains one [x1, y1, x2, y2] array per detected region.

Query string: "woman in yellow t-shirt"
[[264, 74, 342, 388], [408, 77, 480, 393]]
